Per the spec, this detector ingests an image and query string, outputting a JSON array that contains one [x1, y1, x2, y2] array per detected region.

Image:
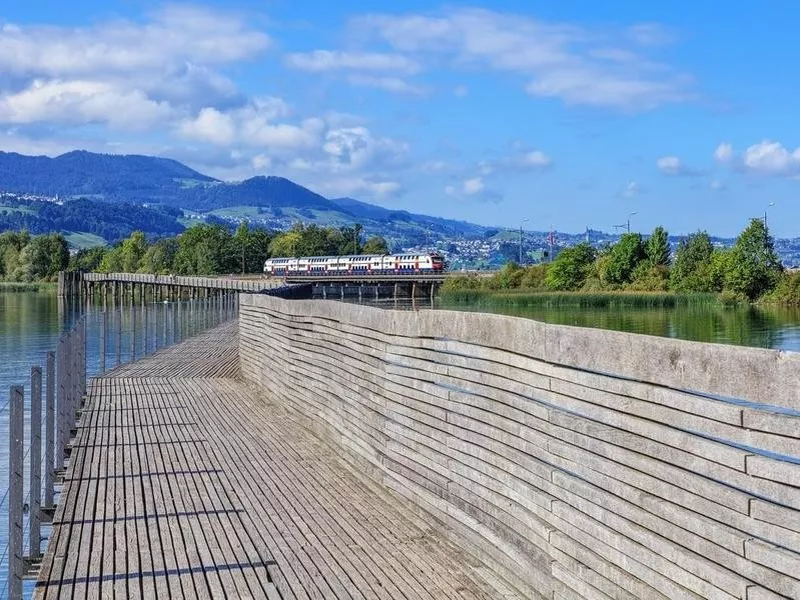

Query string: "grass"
[[440, 289, 719, 309], [0, 203, 35, 215], [207, 206, 263, 219], [0, 281, 57, 293], [65, 231, 107, 249]]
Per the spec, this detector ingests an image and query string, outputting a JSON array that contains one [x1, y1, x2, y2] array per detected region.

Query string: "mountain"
[[0, 150, 215, 202], [0, 150, 489, 247]]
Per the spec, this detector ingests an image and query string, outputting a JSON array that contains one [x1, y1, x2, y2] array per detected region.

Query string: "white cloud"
[[0, 7, 270, 131], [0, 6, 270, 77], [477, 149, 553, 174], [351, 8, 692, 110], [453, 85, 469, 97], [714, 140, 800, 177], [656, 155, 701, 177], [714, 142, 733, 163], [463, 177, 485, 195], [285, 50, 419, 74], [623, 181, 640, 197], [178, 99, 320, 152], [0, 79, 172, 130], [316, 177, 403, 199], [741, 141, 800, 176], [710, 179, 727, 191], [517, 150, 552, 170], [347, 75, 426, 96], [321, 126, 408, 173]]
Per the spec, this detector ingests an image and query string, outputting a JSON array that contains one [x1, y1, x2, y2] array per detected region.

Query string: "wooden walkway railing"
[[34, 322, 510, 600]]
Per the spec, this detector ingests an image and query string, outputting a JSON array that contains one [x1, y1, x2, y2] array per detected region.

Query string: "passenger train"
[[263, 252, 445, 276]]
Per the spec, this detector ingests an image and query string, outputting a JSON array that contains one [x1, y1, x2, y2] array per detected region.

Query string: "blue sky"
[[1, 1, 799, 237]]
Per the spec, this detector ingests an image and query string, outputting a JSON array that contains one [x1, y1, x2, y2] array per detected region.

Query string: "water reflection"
[[437, 299, 800, 352]]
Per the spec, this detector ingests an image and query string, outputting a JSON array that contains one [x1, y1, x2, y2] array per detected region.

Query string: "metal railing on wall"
[[1, 292, 238, 599]]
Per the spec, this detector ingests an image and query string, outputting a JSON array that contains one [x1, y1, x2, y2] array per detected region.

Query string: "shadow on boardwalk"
[[36, 322, 509, 600]]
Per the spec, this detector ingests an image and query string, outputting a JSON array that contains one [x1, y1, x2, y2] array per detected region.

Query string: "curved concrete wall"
[[239, 294, 800, 600]]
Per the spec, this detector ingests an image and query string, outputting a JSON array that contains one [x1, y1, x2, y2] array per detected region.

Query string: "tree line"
[[446, 219, 790, 303], [0, 231, 70, 282], [68, 222, 390, 277]]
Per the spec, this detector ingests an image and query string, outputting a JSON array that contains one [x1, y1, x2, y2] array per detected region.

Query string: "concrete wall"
[[239, 294, 800, 600]]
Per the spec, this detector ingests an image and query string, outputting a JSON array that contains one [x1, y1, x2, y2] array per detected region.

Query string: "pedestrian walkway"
[[36, 322, 510, 599]]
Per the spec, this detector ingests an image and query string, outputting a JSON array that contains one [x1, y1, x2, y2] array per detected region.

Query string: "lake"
[[437, 298, 800, 352]]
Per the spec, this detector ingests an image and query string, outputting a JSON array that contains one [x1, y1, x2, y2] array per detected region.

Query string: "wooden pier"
[[35, 322, 507, 599]]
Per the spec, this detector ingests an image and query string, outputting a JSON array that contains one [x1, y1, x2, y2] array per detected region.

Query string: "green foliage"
[[645, 226, 670, 267], [362, 235, 389, 254], [762, 271, 800, 304], [546, 242, 596, 291], [173, 224, 234, 275], [70, 247, 106, 272], [141, 238, 179, 274], [440, 289, 717, 309], [724, 218, 783, 301], [670, 232, 715, 292], [602, 233, 646, 287], [0, 231, 67, 281]]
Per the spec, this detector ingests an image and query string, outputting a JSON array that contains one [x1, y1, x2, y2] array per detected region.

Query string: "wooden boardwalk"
[[36, 322, 508, 599]]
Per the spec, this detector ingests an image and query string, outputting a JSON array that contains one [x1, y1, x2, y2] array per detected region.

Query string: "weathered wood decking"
[[36, 322, 506, 599]]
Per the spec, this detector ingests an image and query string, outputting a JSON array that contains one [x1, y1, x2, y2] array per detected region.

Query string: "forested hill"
[[0, 150, 488, 245], [0, 150, 216, 201]]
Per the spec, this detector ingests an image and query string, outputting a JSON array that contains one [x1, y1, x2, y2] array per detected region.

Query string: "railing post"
[[100, 310, 107, 374], [8, 386, 23, 600], [143, 298, 149, 355], [56, 337, 66, 466], [116, 307, 122, 367], [30, 366, 42, 561], [163, 301, 168, 347], [45, 351, 55, 508]]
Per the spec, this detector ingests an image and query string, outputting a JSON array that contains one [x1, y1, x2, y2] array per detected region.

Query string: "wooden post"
[[8, 385, 23, 600], [56, 337, 66, 465], [144, 296, 149, 355], [116, 304, 122, 366], [44, 351, 55, 509], [30, 366, 42, 560], [100, 310, 107, 373]]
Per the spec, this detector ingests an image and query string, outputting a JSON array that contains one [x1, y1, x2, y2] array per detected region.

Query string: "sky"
[[1, 1, 799, 238]]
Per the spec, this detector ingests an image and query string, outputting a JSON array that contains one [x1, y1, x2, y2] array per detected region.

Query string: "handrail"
[[2, 291, 239, 599]]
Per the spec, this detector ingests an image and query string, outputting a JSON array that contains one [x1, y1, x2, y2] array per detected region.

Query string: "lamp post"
[[764, 202, 775, 230], [519, 218, 529, 265], [626, 212, 638, 233]]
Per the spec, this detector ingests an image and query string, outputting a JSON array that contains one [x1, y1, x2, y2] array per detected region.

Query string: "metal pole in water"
[[8, 385, 24, 600], [30, 366, 42, 560], [45, 351, 55, 508]]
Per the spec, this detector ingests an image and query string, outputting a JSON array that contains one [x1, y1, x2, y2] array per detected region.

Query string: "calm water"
[[438, 299, 800, 353]]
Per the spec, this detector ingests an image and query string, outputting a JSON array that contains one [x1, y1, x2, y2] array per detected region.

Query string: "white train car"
[[264, 252, 445, 276]]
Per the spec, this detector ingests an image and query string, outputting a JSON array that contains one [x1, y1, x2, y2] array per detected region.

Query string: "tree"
[[140, 238, 179, 274], [361, 235, 389, 254], [645, 226, 670, 267], [27, 233, 68, 280], [724, 218, 783, 300], [119, 231, 148, 272], [670, 232, 715, 292], [173, 224, 234, 275], [602, 233, 646, 287], [545, 242, 596, 291], [70, 247, 107, 272], [268, 230, 302, 258]]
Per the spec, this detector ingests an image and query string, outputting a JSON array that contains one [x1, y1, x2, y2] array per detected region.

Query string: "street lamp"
[[627, 212, 638, 233], [519, 218, 529, 264], [764, 202, 776, 230]]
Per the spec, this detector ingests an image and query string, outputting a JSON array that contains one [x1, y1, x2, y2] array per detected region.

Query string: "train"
[[263, 252, 446, 276]]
